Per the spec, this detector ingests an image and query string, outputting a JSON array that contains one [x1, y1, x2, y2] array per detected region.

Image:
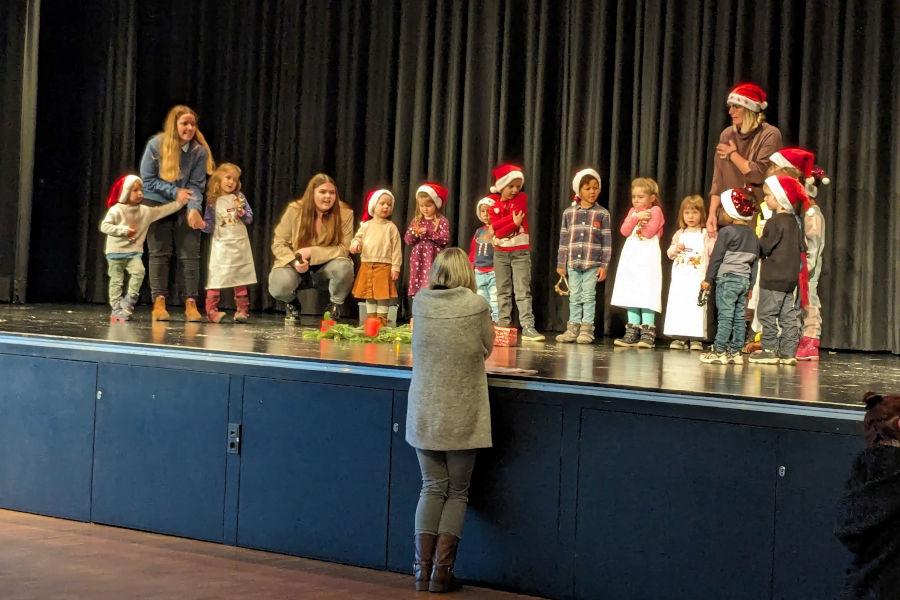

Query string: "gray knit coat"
[[405, 286, 495, 451]]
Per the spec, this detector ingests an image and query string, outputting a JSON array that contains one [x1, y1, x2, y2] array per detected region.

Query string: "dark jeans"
[[713, 274, 750, 353], [146, 206, 200, 299], [757, 287, 801, 357]]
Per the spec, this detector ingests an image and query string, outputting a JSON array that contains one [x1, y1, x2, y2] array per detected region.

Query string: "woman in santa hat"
[[707, 82, 783, 236]]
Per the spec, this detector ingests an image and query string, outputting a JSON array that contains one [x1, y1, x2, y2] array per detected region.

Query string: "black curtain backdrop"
[[25, 0, 900, 352]]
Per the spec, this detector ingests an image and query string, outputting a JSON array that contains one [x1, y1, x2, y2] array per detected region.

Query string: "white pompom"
[[821, 176, 831, 186]]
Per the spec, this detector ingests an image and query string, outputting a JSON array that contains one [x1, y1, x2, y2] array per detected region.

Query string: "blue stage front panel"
[[237, 377, 392, 568], [0, 354, 96, 521], [91, 363, 231, 542]]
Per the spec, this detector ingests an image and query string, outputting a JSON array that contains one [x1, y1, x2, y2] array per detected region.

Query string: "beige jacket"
[[271, 201, 354, 267]]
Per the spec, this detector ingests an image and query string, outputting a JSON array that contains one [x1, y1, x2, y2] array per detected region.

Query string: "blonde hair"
[[157, 105, 215, 181], [631, 177, 661, 207], [429, 248, 476, 292], [736, 108, 765, 135], [412, 191, 444, 224], [206, 163, 241, 200], [293, 173, 347, 247], [677, 195, 706, 228], [766, 163, 802, 183]]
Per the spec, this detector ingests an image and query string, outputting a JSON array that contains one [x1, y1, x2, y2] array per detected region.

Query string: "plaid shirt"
[[557, 203, 612, 270]]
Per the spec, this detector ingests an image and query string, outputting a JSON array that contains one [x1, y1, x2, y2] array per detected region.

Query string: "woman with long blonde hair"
[[139, 105, 215, 321], [268, 173, 355, 321]]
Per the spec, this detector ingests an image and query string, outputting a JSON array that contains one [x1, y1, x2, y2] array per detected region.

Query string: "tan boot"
[[413, 533, 436, 591], [576, 323, 595, 344], [429, 533, 461, 593], [184, 298, 202, 322], [555, 322, 579, 343], [151, 296, 169, 321]]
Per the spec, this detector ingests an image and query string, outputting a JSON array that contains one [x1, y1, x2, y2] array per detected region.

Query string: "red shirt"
[[488, 191, 530, 252]]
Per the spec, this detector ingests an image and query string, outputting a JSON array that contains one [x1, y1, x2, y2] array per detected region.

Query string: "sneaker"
[[285, 300, 302, 323], [521, 326, 546, 342], [669, 340, 687, 350], [779, 355, 798, 365], [700, 350, 728, 364], [689, 340, 704, 351], [749, 349, 780, 364], [796, 336, 820, 361], [727, 352, 744, 364]]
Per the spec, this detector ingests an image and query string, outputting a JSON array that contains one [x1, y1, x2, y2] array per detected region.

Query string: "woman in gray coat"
[[406, 247, 494, 593]]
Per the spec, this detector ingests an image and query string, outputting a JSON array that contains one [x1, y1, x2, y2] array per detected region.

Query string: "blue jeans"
[[714, 274, 750, 353], [475, 270, 498, 322], [567, 267, 599, 323]]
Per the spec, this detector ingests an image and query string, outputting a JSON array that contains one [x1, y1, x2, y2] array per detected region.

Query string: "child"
[[663, 195, 714, 350], [351, 188, 402, 325], [201, 163, 257, 323], [770, 148, 830, 360], [698, 188, 759, 364], [469, 196, 498, 322], [611, 177, 665, 348], [488, 163, 544, 341], [835, 391, 900, 598], [749, 175, 805, 364], [555, 168, 612, 344], [404, 182, 450, 303], [100, 175, 189, 320]]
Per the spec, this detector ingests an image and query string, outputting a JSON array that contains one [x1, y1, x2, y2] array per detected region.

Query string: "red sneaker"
[[796, 336, 820, 361]]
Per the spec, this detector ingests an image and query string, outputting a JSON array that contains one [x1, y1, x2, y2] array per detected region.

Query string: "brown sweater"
[[709, 123, 783, 200], [270, 201, 354, 267]]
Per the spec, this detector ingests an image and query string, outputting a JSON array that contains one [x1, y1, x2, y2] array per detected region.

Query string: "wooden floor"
[[0, 510, 542, 600]]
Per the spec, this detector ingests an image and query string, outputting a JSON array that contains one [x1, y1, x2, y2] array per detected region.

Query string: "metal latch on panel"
[[227, 422, 242, 455]]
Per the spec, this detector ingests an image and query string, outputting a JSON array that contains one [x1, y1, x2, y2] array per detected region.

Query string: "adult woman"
[[268, 173, 354, 321], [835, 391, 900, 598], [405, 247, 494, 593], [140, 105, 215, 321], [706, 82, 783, 236]]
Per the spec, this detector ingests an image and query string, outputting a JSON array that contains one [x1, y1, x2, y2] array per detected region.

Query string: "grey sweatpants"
[[758, 287, 800, 357], [414, 448, 477, 538]]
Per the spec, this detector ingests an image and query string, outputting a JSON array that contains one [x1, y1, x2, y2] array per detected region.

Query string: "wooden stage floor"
[[0, 303, 896, 410]]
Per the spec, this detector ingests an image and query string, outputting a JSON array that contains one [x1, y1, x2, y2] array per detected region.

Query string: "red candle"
[[320, 319, 336, 333], [364, 317, 382, 337]]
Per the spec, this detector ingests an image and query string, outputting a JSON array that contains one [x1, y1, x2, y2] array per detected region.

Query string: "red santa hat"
[[105, 174, 141, 209], [475, 196, 494, 211], [362, 188, 394, 221], [415, 182, 448, 210], [769, 147, 831, 203], [721, 187, 757, 221], [765, 174, 808, 215], [489, 163, 525, 194], [571, 168, 602, 200], [727, 82, 768, 112]]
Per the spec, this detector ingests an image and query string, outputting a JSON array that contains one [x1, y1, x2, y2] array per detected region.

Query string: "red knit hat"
[[727, 82, 768, 112], [721, 187, 756, 221], [490, 163, 525, 194], [415, 182, 448, 210], [362, 188, 394, 221], [765, 174, 808, 214], [105, 174, 142, 208]]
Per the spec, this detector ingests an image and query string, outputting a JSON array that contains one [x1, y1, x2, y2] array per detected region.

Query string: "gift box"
[[493, 325, 518, 347]]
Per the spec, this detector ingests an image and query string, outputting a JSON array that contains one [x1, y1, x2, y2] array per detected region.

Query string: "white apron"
[[206, 194, 257, 289], [663, 229, 708, 338], [611, 231, 662, 312]]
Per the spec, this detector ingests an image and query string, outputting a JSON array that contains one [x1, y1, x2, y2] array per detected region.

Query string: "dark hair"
[[862, 391, 900, 447]]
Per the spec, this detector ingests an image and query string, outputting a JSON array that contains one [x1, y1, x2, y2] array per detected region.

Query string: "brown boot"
[[184, 298, 202, 322], [151, 296, 170, 321], [429, 533, 461, 593], [413, 533, 436, 592]]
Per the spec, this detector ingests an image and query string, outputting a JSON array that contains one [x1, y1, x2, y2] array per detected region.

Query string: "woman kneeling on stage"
[[268, 173, 355, 322], [835, 391, 900, 598], [405, 247, 495, 593]]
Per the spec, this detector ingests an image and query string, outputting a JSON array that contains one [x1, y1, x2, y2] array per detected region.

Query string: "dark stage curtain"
[[25, 0, 900, 352], [0, 0, 40, 303]]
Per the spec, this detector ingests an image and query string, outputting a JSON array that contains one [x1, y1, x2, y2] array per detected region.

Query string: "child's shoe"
[[575, 323, 595, 344], [689, 340, 704, 351], [749, 349, 780, 364], [205, 291, 226, 323], [119, 293, 138, 317], [727, 351, 744, 364], [779, 355, 798, 365], [109, 306, 129, 323], [796, 337, 820, 361], [700, 350, 728, 364], [521, 326, 546, 342], [636, 324, 656, 348], [233, 293, 251, 323], [669, 339, 686, 350], [151, 296, 170, 321], [614, 324, 641, 347], [555, 322, 580, 343], [743, 340, 762, 354], [184, 298, 202, 322]]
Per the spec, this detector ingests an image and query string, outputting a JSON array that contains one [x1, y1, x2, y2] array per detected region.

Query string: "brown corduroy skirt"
[[352, 262, 398, 301]]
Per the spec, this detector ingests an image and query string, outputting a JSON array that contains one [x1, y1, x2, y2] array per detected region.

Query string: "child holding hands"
[[351, 188, 402, 325], [555, 168, 611, 344]]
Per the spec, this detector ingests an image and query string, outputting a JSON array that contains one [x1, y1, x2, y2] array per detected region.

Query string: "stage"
[[0, 303, 894, 599]]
